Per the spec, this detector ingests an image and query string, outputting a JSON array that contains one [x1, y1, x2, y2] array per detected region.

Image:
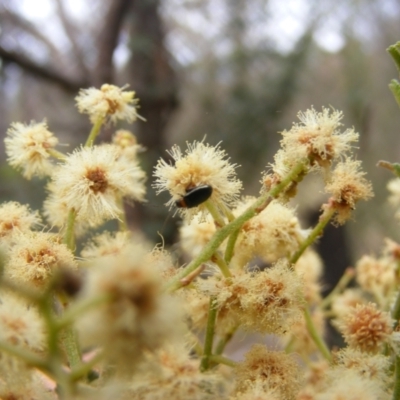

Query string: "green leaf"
[[393, 163, 400, 178], [387, 42, 400, 72], [389, 79, 400, 109]]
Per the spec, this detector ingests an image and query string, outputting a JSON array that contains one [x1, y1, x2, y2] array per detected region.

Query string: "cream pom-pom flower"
[[0, 202, 42, 244], [75, 84, 143, 124], [44, 144, 146, 229], [4, 231, 77, 291], [153, 141, 242, 218], [4, 120, 58, 179], [279, 107, 359, 170]]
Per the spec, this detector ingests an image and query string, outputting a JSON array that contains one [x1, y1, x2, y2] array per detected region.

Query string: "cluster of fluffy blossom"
[[324, 158, 374, 224], [0, 200, 76, 293], [261, 108, 373, 225], [0, 289, 51, 399], [153, 141, 242, 219], [273, 107, 358, 175], [4, 231, 77, 291], [230, 198, 307, 267], [128, 345, 226, 399], [77, 242, 184, 373], [2, 93, 397, 399], [3, 85, 147, 237], [75, 84, 142, 124], [198, 261, 304, 334], [44, 144, 146, 232], [4, 121, 58, 179], [351, 238, 400, 309], [232, 344, 302, 400], [0, 202, 41, 245]]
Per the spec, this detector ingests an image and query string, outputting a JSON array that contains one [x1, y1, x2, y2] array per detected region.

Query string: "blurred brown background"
[[1, 0, 400, 297]]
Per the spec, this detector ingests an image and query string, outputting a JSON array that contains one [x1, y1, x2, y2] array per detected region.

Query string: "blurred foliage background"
[[1, 0, 400, 295]]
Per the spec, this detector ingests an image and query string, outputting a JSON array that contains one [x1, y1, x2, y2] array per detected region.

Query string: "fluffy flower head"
[[4, 232, 77, 291], [81, 231, 140, 260], [179, 213, 217, 258], [112, 129, 144, 159], [44, 144, 146, 229], [231, 198, 306, 267], [325, 158, 373, 224], [278, 107, 358, 170], [0, 292, 44, 351], [153, 141, 242, 218], [129, 346, 224, 400], [234, 344, 302, 400], [5, 121, 58, 179], [75, 84, 142, 124], [202, 261, 304, 334], [78, 244, 183, 371], [0, 202, 41, 244], [338, 302, 393, 353], [356, 254, 396, 301]]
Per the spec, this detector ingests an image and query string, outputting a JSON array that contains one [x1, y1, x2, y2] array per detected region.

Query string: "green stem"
[[61, 327, 81, 368], [39, 296, 60, 360], [393, 356, 400, 400], [208, 354, 238, 368], [69, 351, 103, 382], [166, 160, 308, 292], [290, 205, 336, 265], [392, 290, 400, 329], [57, 295, 110, 330], [205, 199, 226, 228], [117, 197, 129, 231], [215, 325, 238, 355], [47, 148, 67, 161], [224, 227, 241, 264], [320, 268, 355, 309], [85, 117, 104, 147], [284, 337, 295, 353], [303, 307, 332, 362], [212, 252, 232, 278], [64, 208, 77, 252], [200, 297, 218, 371], [0, 340, 50, 371], [220, 203, 235, 222], [52, 296, 81, 371]]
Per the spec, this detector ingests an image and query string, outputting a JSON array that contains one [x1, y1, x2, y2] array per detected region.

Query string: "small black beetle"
[[175, 185, 213, 208]]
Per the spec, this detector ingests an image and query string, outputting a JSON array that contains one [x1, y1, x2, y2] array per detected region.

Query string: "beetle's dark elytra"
[[175, 185, 213, 208]]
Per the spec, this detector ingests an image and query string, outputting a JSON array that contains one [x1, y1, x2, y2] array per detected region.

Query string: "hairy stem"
[[47, 148, 67, 161], [69, 351, 104, 382], [85, 117, 104, 147], [393, 356, 400, 400], [303, 307, 332, 362], [117, 196, 129, 231], [209, 354, 238, 368], [290, 205, 336, 265], [64, 208, 77, 252], [61, 326, 82, 368], [205, 199, 226, 228], [212, 252, 232, 278], [215, 325, 238, 355], [320, 268, 355, 310], [57, 295, 110, 330], [224, 227, 241, 264], [0, 340, 49, 371], [200, 297, 218, 371]]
